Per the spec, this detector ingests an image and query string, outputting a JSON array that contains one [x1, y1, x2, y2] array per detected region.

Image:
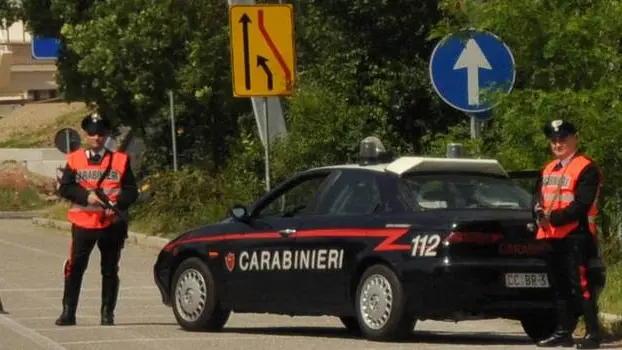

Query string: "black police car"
[[153, 138, 606, 342]]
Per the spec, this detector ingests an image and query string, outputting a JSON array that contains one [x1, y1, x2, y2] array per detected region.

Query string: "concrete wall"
[[0, 148, 66, 178]]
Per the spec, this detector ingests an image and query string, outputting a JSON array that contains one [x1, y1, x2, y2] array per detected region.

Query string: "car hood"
[[167, 219, 247, 243]]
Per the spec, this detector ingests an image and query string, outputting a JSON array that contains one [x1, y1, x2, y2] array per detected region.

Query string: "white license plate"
[[504, 273, 549, 288]]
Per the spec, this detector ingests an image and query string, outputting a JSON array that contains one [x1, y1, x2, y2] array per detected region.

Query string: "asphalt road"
[[0, 219, 616, 350]]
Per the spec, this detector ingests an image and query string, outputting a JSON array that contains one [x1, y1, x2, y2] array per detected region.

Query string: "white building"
[[0, 20, 59, 103]]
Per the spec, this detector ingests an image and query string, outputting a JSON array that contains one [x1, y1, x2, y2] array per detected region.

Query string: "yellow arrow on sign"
[[228, 4, 296, 97]]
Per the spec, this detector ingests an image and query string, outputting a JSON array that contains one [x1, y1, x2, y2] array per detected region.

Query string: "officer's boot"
[[101, 276, 119, 326], [55, 279, 79, 326], [576, 299, 602, 349], [537, 301, 575, 347]]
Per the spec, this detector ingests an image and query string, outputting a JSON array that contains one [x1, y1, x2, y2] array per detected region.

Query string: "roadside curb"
[[30, 217, 171, 251]]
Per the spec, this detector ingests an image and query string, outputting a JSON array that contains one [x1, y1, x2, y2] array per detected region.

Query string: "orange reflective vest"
[[536, 155, 599, 240], [66, 149, 128, 229]]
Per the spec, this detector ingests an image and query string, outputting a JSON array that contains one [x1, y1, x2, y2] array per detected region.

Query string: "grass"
[[0, 160, 56, 211], [600, 263, 622, 315], [0, 187, 48, 211], [41, 201, 175, 238], [0, 107, 88, 148]]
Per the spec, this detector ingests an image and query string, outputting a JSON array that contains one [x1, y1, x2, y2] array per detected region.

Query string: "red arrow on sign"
[[257, 9, 292, 87]]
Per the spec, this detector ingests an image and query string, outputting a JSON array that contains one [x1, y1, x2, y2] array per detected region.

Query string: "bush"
[[131, 148, 264, 236]]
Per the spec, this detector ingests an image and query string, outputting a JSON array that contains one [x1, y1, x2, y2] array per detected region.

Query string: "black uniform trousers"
[[62, 220, 127, 317], [542, 231, 601, 336]]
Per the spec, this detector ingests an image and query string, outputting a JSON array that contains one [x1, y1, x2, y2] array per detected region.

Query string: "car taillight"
[[443, 231, 503, 245]]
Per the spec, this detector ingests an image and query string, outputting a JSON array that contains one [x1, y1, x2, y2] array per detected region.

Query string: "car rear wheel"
[[171, 257, 230, 331], [355, 264, 413, 341], [520, 311, 579, 342]]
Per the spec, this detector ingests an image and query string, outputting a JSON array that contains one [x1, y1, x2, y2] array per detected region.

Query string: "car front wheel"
[[355, 264, 413, 341], [171, 257, 230, 331]]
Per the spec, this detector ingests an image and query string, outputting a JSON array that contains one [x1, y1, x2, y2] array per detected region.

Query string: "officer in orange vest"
[[534, 120, 602, 349], [55, 112, 138, 327]]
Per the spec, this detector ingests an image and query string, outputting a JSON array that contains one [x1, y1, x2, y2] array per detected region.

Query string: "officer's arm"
[[58, 163, 89, 206], [532, 169, 544, 220], [548, 163, 601, 227], [115, 159, 139, 211]]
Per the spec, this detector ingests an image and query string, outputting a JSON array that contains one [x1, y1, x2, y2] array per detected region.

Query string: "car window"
[[254, 173, 332, 218], [399, 174, 532, 210], [323, 172, 382, 215]]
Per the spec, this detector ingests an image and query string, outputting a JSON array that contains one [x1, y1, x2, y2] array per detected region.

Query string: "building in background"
[[0, 20, 58, 103]]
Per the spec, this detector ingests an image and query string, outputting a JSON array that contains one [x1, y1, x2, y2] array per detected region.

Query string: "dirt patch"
[[0, 102, 89, 146], [0, 160, 57, 197]]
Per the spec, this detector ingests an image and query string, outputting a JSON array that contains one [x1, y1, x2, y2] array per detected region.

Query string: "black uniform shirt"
[[58, 149, 139, 211]]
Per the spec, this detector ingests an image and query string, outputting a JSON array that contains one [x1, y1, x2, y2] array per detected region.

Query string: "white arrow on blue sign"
[[31, 37, 60, 60], [429, 30, 515, 114]]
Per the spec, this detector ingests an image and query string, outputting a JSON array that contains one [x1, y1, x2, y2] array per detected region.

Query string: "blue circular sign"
[[429, 30, 516, 113]]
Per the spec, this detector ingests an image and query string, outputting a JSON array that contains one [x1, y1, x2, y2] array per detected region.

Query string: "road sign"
[[54, 128, 81, 154], [470, 110, 492, 121], [229, 4, 296, 97], [429, 30, 515, 113], [31, 37, 60, 60]]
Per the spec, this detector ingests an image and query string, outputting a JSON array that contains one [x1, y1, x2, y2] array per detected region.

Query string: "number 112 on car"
[[411, 234, 442, 257]]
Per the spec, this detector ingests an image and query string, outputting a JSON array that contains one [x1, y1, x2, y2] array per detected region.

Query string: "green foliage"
[[0, 0, 22, 28], [0, 187, 47, 211], [431, 0, 622, 241], [131, 135, 264, 235], [15, 0, 622, 272]]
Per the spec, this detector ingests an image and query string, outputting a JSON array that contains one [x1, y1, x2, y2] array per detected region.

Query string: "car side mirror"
[[230, 204, 249, 222]]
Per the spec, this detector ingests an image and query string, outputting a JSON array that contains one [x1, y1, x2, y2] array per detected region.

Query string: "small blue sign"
[[32, 37, 60, 60], [429, 30, 515, 114]]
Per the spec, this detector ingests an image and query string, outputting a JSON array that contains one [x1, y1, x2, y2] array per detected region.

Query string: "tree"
[[0, 0, 22, 28], [431, 0, 622, 237]]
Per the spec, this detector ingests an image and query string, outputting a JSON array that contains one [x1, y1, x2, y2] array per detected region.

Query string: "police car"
[[153, 138, 606, 342]]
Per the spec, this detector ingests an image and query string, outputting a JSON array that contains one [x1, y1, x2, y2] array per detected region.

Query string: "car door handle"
[[278, 228, 296, 237]]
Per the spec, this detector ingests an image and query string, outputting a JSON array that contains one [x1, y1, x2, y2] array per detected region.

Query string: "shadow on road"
[[114, 322, 179, 326], [218, 326, 534, 345]]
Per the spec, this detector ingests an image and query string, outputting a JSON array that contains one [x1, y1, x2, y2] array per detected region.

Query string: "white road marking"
[[0, 314, 67, 350], [60, 336, 261, 345], [9, 304, 164, 312], [0, 286, 155, 292], [34, 325, 148, 331], [13, 314, 172, 321], [0, 238, 65, 258]]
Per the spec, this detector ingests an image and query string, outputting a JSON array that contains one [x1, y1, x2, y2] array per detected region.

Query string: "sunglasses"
[[86, 131, 107, 137]]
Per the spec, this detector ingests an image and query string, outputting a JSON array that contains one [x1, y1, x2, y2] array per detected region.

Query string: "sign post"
[[168, 90, 178, 172], [429, 29, 516, 139], [228, 3, 296, 191]]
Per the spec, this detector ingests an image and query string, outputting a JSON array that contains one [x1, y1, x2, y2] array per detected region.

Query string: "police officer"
[[534, 120, 603, 349], [55, 112, 139, 326]]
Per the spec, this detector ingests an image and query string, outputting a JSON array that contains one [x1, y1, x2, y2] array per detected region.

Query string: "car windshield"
[[398, 174, 533, 211]]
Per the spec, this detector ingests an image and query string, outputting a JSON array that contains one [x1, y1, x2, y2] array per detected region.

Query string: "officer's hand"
[[104, 209, 115, 217], [87, 191, 104, 206], [537, 216, 551, 229], [534, 202, 543, 212]]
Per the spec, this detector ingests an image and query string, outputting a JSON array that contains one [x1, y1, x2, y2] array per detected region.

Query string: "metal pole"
[[169, 90, 178, 172], [264, 97, 270, 191], [617, 192, 622, 243], [469, 115, 480, 140], [64, 129, 70, 153]]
